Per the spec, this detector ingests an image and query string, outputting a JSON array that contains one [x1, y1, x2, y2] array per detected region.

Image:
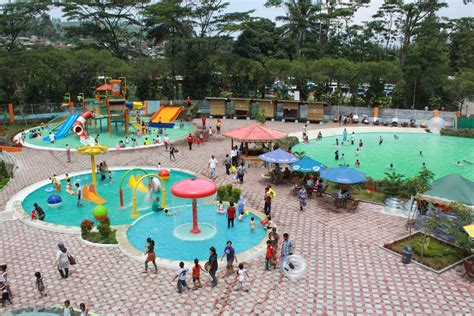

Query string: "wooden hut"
[[206, 97, 228, 117], [230, 98, 251, 118], [276, 100, 299, 120], [306, 101, 327, 122], [254, 99, 275, 118]]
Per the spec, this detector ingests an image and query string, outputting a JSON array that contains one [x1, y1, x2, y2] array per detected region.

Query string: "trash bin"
[[402, 245, 413, 264]]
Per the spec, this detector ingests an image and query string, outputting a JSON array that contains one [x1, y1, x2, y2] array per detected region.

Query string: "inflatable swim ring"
[[281, 254, 307, 279]]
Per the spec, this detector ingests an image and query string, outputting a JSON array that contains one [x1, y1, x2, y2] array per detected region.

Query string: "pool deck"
[[0, 119, 473, 314]]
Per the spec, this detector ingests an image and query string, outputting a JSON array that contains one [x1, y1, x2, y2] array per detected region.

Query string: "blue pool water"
[[126, 204, 267, 261], [21, 168, 195, 227]]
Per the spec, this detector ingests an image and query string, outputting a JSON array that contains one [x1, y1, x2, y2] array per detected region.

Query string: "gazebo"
[[223, 123, 288, 158], [416, 174, 474, 208]]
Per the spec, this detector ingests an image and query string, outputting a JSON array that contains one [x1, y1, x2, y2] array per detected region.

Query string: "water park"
[[17, 79, 193, 150]]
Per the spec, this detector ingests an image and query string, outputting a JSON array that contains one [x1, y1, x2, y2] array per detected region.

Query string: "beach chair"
[[316, 184, 328, 197], [391, 118, 399, 127], [347, 199, 361, 213]]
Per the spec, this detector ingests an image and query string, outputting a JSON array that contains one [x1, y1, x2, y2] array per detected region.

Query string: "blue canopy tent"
[[258, 148, 299, 164], [290, 156, 325, 173], [320, 166, 367, 184]]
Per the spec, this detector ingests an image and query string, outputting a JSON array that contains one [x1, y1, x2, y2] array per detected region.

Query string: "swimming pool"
[[292, 132, 474, 181], [23, 120, 193, 150], [126, 204, 267, 261], [21, 168, 196, 227]]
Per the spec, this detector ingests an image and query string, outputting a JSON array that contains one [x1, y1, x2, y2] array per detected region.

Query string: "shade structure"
[[290, 156, 325, 173], [171, 178, 217, 235], [320, 166, 366, 184], [259, 148, 299, 164], [417, 174, 474, 207], [223, 123, 287, 142], [96, 84, 112, 91], [171, 178, 217, 198]]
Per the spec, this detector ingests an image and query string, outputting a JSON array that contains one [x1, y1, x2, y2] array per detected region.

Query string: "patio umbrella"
[[290, 156, 325, 173], [320, 166, 366, 184], [259, 148, 299, 164]]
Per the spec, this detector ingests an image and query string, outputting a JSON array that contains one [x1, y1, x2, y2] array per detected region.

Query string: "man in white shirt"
[[209, 155, 218, 179], [230, 147, 238, 166]]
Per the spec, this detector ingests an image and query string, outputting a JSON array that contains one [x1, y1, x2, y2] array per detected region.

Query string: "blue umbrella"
[[320, 166, 367, 184], [290, 156, 325, 173], [259, 148, 299, 164]]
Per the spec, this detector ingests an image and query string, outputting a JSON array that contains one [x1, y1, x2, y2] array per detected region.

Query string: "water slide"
[[82, 183, 106, 205], [128, 175, 148, 193], [149, 106, 183, 128], [47, 113, 68, 130], [43, 114, 80, 141]]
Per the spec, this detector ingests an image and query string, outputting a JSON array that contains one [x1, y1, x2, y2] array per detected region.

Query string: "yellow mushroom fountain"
[[76, 144, 108, 184]]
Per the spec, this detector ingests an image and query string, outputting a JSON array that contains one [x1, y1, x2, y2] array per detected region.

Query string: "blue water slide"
[[43, 114, 80, 141]]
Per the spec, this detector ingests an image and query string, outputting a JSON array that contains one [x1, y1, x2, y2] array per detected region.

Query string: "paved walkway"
[[1, 119, 473, 314]]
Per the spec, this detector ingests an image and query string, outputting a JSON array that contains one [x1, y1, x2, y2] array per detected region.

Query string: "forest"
[[0, 0, 472, 111]]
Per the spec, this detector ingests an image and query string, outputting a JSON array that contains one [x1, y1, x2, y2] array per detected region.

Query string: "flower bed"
[[384, 232, 470, 272]]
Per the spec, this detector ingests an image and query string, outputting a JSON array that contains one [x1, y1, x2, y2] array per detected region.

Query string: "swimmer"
[[341, 153, 345, 160], [334, 150, 339, 161], [419, 151, 423, 156], [457, 161, 464, 167], [388, 163, 395, 170], [379, 136, 383, 145], [394, 134, 399, 140], [359, 139, 364, 148], [164, 209, 173, 216], [355, 148, 360, 156], [355, 159, 360, 167], [336, 138, 339, 146]]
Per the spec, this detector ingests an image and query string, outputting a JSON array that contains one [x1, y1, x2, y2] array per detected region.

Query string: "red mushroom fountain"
[[171, 178, 217, 234]]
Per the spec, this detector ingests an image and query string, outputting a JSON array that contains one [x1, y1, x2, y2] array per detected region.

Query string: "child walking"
[[235, 263, 250, 292], [192, 259, 206, 290], [265, 240, 276, 271], [34, 272, 47, 298], [172, 262, 191, 293]]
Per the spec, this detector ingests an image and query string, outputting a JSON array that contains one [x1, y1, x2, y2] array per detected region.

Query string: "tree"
[[61, 0, 148, 59], [448, 17, 474, 72], [0, 2, 48, 51]]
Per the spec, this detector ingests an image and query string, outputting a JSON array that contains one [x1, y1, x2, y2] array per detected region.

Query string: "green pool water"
[[292, 132, 474, 181], [24, 119, 193, 149], [21, 168, 196, 227]]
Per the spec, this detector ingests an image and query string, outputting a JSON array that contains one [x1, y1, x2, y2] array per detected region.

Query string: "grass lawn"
[[384, 232, 470, 271], [0, 177, 10, 190], [1, 122, 39, 137]]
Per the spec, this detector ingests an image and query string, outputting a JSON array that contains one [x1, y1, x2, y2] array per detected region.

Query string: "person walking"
[[187, 133, 194, 150], [65, 144, 71, 163], [216, 119, 222, 134], [221, 241, 237, 277], [201, 115, 206, 129], [208, 155, 218, 179], [230, 146, 238, 166], [226, 202, 236, 228], [208, 247, 218, 287], [264, 188, 272, 215], [144, 238, 158, 273], [169, 144, 176, 161], [236, 162, 246, 184], [298, 186, 308, 211], [224, 154, 231, 175], [172, 261, 191, 293], [55, 243, 70, 279]]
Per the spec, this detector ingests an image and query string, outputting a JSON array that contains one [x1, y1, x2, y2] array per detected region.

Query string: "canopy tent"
[[417, 174, 474, 207], [320, 166, 366, 184], [96, 84, 112, 91], [290, 156, 325, 173], [223, 123, 287, 143], [259, 148, 299, 164]]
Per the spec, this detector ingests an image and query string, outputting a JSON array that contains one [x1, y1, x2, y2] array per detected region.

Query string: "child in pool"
[[164, 209, 173, 216], [66, 179, 75, 195], [216, 201, 225, 213], [249, 217, 256, 231], [108, 171, 112, 183]]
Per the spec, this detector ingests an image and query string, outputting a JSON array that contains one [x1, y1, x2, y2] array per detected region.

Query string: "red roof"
[[223, 123, 287, 142], [96, 84, 112, 91]]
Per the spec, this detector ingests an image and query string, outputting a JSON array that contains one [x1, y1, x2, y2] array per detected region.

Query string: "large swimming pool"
[[126, 204, 267, 261], [292, 132, 474, 180], [21, 168, 196, 227]]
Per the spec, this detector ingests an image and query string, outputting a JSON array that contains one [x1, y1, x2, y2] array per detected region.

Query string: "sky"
[[1, 0, 473, 23]]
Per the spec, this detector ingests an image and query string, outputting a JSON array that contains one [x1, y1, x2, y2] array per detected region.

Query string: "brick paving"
[[0, 119, 473, 314]]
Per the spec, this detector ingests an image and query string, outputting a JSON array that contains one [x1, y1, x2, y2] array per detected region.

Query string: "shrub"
[[276, 136, 299, 151], [98, 222, 112, 239], [440, 128, 474, 138], [216, 183, 241, 203], [80, 219, 94, 237], [254, 108, 266, 123], [382, 172, 404, 197]]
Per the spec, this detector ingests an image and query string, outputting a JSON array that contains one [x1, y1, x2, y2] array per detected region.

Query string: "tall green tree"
[[0, 2, 48, 51]]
